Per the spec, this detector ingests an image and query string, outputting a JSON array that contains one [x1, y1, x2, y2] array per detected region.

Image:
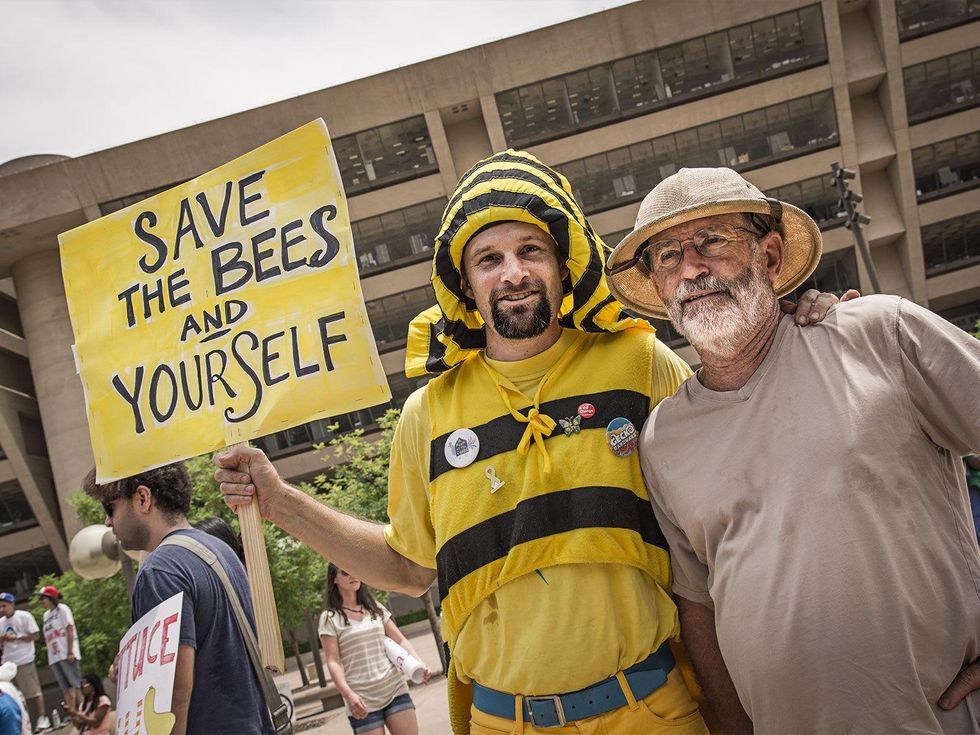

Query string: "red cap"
[[37, 585, 59, 599]]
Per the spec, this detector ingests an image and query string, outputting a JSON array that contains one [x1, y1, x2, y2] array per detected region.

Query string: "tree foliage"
[[314, 409, 401, 523]]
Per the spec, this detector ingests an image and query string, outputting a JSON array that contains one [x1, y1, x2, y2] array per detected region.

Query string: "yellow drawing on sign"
[[143, 687, 176, 735], [59, 120, 390, 481]]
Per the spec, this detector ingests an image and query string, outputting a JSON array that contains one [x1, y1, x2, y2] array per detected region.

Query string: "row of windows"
[[334, 116, 438, 195], [0, 547, 58, 600], [938, 301, 980, 333], [896, 0, 980, 40], [904, 46, 980, 123], [100, 116, 440, 214], [922, 212, 980, 276], [497, 5, 827, 148], [765, 175, 845, 230], [912, 131, 980, 201], [365, 283, 436, 353], [353, 199, 446, 276], [253, 370, 424, 458], [0, 481, 35, 536], [601, 174, 844, 259], [556, 92, 838, 215]]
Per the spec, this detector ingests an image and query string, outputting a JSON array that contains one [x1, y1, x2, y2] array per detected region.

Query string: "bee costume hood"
[[404, 149, 652, 379]]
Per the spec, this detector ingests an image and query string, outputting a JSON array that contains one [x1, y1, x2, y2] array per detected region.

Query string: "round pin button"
[[444, 428, 480, 468], [577, 403, 596, 419], [606, 417, 638, 457]]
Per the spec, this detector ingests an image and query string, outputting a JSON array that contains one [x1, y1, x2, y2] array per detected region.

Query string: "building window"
[[921, 212, 980, 276], [334, 116, 438, 195], [937, 301, 980, 333], [896, 0, 980, 40], [365, 284, 436, 353], [790, 248, 860, 298], [767, 175, 846, 230], [352, 199, 446, 275], [0, 481, 37, 536], [99, 181, 187, 216], [557, 92, 838, 215], [912, 132, 980, 201], [496, 5, 827, 148], [0, 547, 60, 598], [253, 370, 424, 458], [904, 46, 980, 124]]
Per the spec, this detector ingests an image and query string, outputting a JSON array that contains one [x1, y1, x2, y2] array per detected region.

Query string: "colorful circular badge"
[[605, 417, 638, 457], [444, 428, 480, 468], [577, 403, 596, 419]]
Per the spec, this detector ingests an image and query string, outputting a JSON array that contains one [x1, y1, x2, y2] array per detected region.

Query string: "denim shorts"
[[51, 659, 82, 690], [348, 692, 415, 734]]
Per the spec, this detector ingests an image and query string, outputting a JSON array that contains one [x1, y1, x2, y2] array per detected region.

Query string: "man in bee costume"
[[216, 150, 841, 733]]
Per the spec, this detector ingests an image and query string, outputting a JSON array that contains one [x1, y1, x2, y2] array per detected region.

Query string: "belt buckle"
[[526, 695, 566, 728]]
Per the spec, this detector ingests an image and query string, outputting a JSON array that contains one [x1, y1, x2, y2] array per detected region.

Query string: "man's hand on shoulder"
[[940, 658, 980, 711], [780, 288, 860, 326]]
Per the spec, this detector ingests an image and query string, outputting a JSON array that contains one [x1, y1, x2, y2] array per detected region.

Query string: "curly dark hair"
[[82, 462, 191, 520]]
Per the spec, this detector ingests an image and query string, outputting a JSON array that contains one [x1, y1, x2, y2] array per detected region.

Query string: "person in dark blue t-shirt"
[[84, 463, 274, 735]]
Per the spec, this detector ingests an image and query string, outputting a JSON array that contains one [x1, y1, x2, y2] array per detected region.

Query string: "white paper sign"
[[114, 592, 183, 735]]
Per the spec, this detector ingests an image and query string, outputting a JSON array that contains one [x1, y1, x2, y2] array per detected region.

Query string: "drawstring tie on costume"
[[516, 407, 557, 473]]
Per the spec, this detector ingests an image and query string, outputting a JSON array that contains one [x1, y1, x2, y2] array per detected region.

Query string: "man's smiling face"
[[461, 221, 567, 342]]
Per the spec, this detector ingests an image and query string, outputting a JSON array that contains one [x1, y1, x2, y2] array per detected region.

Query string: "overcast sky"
[[1, 0, 635, 165]]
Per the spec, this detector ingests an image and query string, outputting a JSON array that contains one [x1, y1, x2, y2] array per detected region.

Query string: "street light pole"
[[831, 162, 882, 294]]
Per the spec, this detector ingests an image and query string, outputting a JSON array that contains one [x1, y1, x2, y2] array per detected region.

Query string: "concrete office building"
[[0, 0, 977, 591]]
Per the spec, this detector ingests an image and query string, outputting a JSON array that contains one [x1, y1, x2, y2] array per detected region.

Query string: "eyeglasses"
[[640, 224, 763, 273]]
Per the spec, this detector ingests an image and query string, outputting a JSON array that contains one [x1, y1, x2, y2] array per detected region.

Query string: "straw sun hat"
[[605, 167, 822, 320]]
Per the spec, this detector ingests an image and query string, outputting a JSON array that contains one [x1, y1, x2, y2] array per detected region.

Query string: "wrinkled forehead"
[[651, 213, 748, 243]]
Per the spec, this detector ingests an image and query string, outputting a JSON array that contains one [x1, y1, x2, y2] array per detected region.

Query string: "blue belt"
[[472, 642, 675, 728]]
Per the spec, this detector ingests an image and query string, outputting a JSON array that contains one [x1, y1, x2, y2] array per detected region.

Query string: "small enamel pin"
[[484, 466, 504, 493], [558, 415, 582, 436]]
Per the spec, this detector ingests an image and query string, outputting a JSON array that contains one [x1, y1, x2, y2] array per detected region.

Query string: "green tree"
[[315, 409, 447, 672]]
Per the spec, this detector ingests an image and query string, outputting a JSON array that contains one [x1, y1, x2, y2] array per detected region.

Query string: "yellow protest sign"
[[60, 119, 390, 481]]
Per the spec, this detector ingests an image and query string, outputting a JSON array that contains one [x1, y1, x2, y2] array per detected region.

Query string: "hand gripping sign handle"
[[231, 442, 286, 673]]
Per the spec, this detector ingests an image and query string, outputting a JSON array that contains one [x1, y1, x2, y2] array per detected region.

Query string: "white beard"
[[665, 258, 776, 359]]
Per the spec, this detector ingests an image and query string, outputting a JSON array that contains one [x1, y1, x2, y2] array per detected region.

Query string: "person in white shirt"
[[37, 586, 82, 711], [0, 593, 45, 731]]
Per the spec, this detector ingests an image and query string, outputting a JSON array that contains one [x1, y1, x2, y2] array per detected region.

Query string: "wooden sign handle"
[[230, 441, 286, 673]]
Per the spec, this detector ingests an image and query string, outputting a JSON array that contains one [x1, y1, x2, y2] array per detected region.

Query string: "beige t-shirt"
[[641, 296, 980, 733], [318, 605, 408, 715]]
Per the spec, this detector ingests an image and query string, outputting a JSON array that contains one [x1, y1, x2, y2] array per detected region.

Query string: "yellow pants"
[[470, 667, 708, 735]]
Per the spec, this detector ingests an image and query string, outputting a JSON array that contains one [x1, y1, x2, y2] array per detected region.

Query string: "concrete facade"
[[0, 0, 977, 589]]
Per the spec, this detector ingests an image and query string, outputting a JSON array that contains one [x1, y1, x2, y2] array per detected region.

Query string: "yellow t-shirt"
[[385, 329, 692, 693]]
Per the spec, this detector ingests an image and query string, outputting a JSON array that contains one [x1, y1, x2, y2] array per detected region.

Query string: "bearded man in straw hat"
[[216, 151, 842, 734], [606, 166, 980, 733]]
